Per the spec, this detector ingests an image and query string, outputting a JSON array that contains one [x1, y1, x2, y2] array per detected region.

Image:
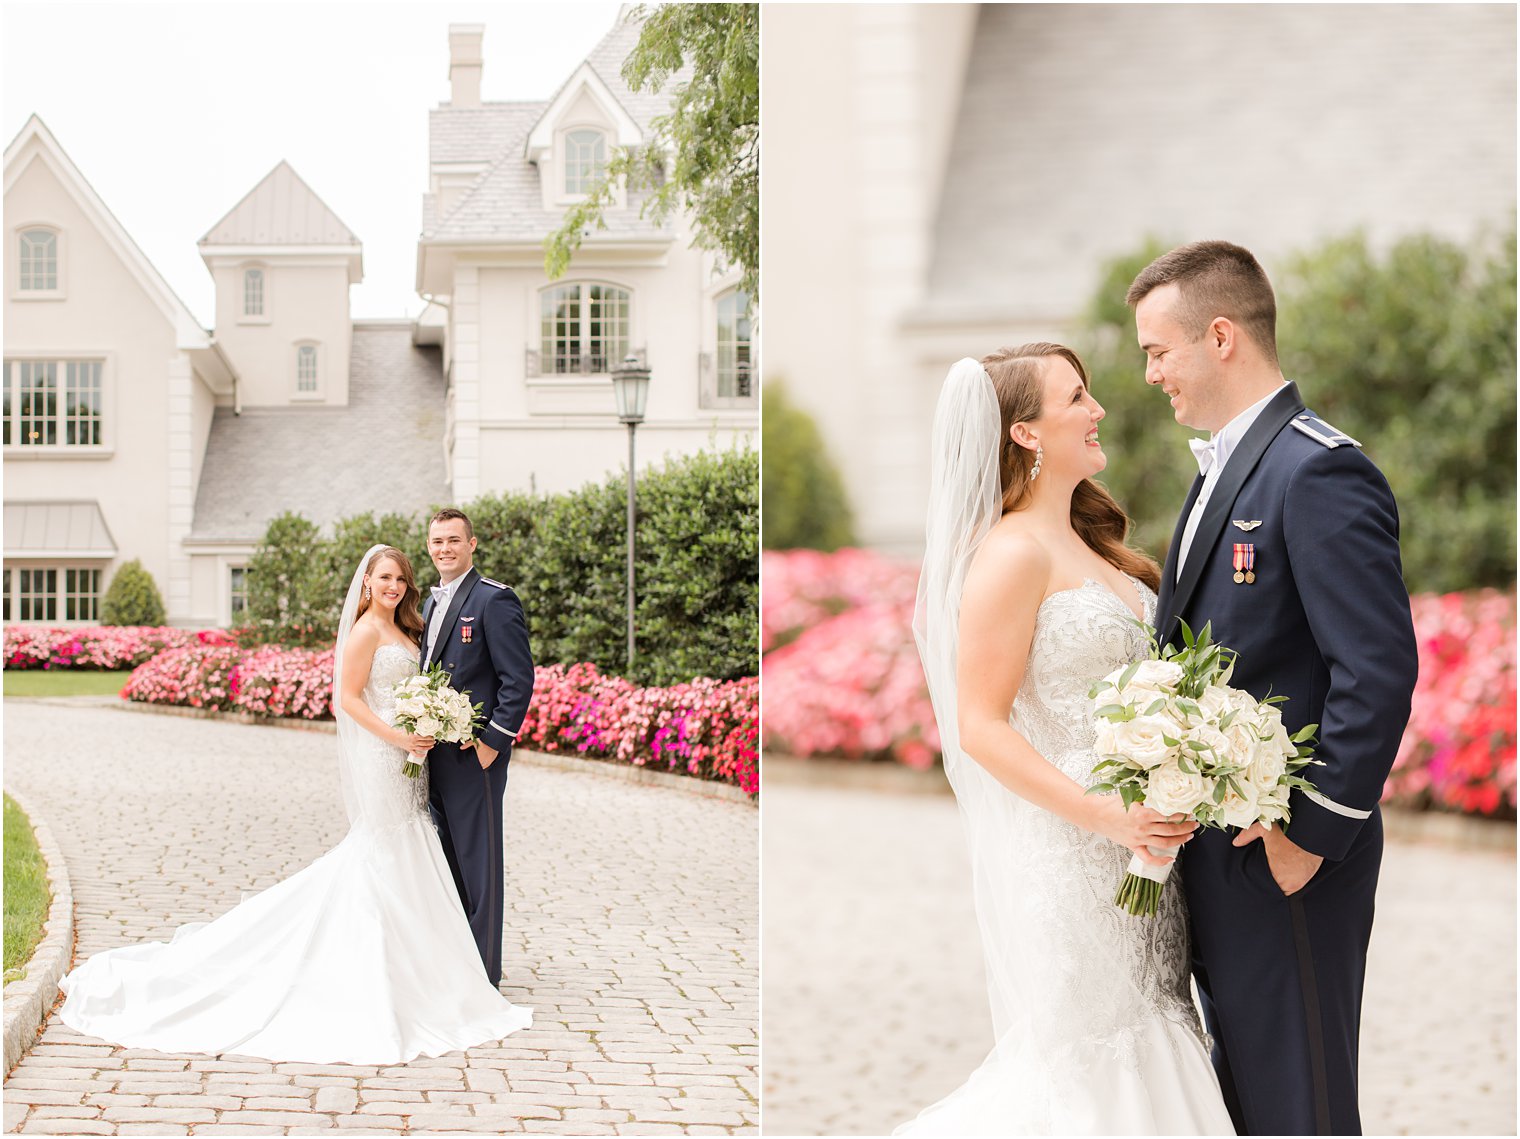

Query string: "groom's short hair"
[[429, 507, 474, 540], [1125, 241, 1279, 366]]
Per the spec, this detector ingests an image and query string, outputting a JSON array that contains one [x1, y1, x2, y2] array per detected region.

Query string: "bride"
[[57, 545, 531, 1065], [901, 345, 1234, 1134]]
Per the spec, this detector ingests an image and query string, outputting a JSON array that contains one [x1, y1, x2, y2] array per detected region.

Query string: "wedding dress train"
[[57, 641, 531, 1065], [900, 577, 1234, 1135]]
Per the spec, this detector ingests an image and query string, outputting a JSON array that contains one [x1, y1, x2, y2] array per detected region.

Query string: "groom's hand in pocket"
[[470, 740, 499, 770], [1233, 822, 1324, 895]]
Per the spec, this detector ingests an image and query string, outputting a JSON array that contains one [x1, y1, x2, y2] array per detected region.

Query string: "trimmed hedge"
[[245, 446, 758, 686], [101, 560, 166, 627]]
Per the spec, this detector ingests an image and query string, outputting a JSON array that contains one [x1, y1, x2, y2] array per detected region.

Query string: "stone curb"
[[2, 786, 74, 1076], [12, 695, 757, 807], [763, 755, 1517, 851]]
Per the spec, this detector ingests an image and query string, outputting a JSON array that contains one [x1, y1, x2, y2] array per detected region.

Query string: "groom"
[[1130, 242, 1418, 1135], [421, 507, 535, 986]]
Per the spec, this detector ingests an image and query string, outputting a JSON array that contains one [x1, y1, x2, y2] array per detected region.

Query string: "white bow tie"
[[1189, 436, 1218, 477], [431, 585, 450, 598]]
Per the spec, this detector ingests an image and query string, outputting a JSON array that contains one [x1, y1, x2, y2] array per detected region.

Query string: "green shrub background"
[[245, 447, 758, 685], [760, 382, 855, 551], [100, 559, 167, 626]]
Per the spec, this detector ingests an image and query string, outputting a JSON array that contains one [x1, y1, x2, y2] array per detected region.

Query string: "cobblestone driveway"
[[763, 780, 1515, 1137], [4, 701, 757, 1135]]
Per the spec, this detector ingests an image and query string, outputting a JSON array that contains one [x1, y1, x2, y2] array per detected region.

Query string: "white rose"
[[1247, 742, 1288, 796], [1221, 713, 1262, 768], [1109, 714, 1181, 770], [415, 715, 441, 737], [1215, 777, 1261, 828], [1194, 684, 1232, 723], [1269, 718, 1296, 760], [1255, 786, 1291, 825], [1144, 760, 1208, 817], [1123, 659, 1185, 697], [1182, 722, 1231, 771]]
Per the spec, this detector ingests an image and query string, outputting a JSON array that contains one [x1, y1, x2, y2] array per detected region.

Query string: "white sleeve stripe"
[[1301, 787, 1373, 820], [489, 721, 517, 738]]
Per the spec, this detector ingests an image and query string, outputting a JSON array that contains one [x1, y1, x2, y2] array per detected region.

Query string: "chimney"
[[449, 24, 484, 108]]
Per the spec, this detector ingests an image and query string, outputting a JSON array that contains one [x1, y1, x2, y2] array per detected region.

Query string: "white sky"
[[1, 0, 625, 325]]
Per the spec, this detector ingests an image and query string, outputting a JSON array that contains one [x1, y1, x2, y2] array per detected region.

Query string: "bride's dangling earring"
[[364, 585, 372, 601], [1029, 444, 1043, 483]]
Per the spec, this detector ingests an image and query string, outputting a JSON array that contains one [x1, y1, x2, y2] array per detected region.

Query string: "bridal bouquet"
[[392, 664, 483, 778], [1087, 620, 1322, 916]]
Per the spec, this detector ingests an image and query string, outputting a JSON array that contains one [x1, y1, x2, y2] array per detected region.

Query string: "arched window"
[[296, 344, 319, 393], [539, 283, 631, 374], [716, 289, 753, 399], [243, 268, 264, 316], [565, 130, 607, 195], [18, 229, 57, 291]]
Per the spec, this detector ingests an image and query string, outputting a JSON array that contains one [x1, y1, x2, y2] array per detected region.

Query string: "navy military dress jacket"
[[1154, 382, 1418, 861]]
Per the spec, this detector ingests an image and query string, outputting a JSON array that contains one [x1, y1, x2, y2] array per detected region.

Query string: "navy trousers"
[[1184, 811, 1383, 1136], [428, 742, 512, 986]]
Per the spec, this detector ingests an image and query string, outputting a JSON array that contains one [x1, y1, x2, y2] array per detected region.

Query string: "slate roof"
[[200, 161, 360, 246], [188, 324, 450, 543], [421, 12, 679, 243]]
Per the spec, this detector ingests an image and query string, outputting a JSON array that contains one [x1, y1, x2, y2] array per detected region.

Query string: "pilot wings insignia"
[[1231, 520, 1263, 532]]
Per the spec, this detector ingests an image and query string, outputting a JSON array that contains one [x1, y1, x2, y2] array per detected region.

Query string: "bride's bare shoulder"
[[964, 522, 1050, 612]]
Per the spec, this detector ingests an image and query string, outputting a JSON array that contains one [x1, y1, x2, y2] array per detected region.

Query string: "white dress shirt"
[[1175, 384, 1287, 581], [425, 575, 464, 660]]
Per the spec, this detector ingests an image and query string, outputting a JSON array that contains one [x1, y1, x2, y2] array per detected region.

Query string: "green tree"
[[761, 382, 855, 551], [545, 4, 758, 298], [100, 559, 166, 626], [245, 513, 329, 646]]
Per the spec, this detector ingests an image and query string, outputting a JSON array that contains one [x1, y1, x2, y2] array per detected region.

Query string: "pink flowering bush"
[[1383, 589, 1516, 818], [4, 625, 238, 671], [761, 548, 920, 653], [521, 662, 758, 795], [763, 548, 1517, 818], [120, 645, 244, 710], [228, 645, 337, 721], [120, 644, 758, 795], [763, 599, 939, 769]]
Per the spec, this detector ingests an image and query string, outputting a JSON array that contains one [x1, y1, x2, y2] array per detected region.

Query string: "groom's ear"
[[1210, 317, 1236, 358]]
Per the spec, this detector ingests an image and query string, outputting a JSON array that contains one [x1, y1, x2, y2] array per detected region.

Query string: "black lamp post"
[[611, 354, 651, 667]]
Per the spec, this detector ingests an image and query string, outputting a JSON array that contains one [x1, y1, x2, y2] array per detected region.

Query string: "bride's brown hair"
[[980, 343, 1161, 593], [357, 547, 426, 645]]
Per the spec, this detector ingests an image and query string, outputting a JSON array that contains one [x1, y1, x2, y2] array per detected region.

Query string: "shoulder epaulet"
[[479, 576, 508, 590], [1290, 412, 1361, 449]]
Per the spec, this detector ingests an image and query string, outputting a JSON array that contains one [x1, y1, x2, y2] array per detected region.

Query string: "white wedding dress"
[[57, 641, 532, 1065], [900, 576, 1234, 1135]]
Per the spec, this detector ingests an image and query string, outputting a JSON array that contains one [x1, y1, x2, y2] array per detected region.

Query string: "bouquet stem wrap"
[[1117, 847, 1175, 916]]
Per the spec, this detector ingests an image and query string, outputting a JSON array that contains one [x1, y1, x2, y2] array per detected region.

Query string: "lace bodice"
[[347, 641, 429, 829], [1014, 577, 1157, 783]]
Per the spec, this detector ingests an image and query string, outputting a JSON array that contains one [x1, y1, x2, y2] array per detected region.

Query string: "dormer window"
[[243, 268, 264, 316], [295, 342, 320, 395], [19, 229, 57, 290], [565, 130, 607, 195]]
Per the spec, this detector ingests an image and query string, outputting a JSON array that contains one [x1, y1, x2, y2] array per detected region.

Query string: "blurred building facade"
[[763, 3, 1516, 552], [4, 10, 755, 627]]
